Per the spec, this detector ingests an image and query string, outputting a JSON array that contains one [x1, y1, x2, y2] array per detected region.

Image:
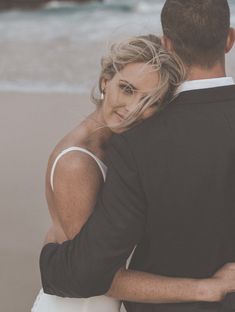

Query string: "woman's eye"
[[119, 84, 134, 95]]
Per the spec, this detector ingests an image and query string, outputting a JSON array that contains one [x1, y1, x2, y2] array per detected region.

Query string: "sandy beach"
[[1, 92, 94, 312], [1, 33, 235, 312]]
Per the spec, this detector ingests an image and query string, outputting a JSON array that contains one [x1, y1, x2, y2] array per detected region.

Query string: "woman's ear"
[[101, 78, 108, 93], [225, 27, 235, 54]]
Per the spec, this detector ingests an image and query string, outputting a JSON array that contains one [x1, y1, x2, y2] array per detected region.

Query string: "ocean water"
[[0, 0, 234, 93]]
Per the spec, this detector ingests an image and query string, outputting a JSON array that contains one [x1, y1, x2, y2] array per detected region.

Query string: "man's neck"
[[186, 62, 226, 81]]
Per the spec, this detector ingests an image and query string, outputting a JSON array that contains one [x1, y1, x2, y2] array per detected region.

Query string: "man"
[[40, 0, 235, 311]]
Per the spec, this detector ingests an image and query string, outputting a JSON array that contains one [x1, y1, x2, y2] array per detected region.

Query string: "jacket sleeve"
[[40, 133, 147, 298]]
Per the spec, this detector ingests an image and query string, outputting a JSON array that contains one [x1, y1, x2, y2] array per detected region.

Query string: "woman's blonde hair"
[[91, 34, 186, 129]]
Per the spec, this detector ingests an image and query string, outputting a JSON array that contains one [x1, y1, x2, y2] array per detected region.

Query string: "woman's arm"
[[48, 152, 235, 303], [50, 151, 104, 241]]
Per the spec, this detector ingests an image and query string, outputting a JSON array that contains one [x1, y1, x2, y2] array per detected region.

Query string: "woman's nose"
[[124, 97, 140, 113]]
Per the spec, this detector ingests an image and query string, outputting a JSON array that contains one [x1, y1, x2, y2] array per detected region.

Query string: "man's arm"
[[40, 133, 146, 298]]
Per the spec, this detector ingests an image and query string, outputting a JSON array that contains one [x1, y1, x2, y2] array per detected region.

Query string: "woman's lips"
[[115, 112, 125, 121]]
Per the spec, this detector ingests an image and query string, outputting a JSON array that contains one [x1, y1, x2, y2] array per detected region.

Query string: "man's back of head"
[[161, 0, 234, 71]]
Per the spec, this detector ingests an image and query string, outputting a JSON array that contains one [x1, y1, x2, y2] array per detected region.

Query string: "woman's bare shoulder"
[[55, 148, 101, 175], [47, 147, 104, 192]]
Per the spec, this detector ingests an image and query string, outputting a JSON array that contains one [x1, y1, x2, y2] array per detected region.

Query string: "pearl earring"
[[100, 91, 105, 100]]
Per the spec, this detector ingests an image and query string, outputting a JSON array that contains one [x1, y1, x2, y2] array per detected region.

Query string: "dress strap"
[[50, 146, 107, 191]]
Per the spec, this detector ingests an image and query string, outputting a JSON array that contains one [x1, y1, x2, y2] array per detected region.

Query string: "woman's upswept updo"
[[91, 34, 186, 129]]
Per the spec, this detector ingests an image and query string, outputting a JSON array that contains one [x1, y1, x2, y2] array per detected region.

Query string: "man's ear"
[[225, 27, 235, 54], [161, 35, 174, 51]]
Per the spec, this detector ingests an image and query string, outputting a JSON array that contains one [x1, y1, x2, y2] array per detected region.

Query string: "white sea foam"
[[44, 0, 79, 10]]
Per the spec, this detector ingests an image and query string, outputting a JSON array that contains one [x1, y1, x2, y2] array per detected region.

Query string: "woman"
[[32, 34, 235, 312]]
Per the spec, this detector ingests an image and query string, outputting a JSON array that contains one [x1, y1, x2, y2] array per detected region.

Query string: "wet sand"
[[1, 52, 235, 312]]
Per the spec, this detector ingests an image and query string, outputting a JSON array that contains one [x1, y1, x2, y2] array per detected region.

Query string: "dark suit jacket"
[[40, 85, 235, 311]]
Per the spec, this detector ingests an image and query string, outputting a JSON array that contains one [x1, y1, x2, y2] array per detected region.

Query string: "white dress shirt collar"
[[177, 77, 235, 94]]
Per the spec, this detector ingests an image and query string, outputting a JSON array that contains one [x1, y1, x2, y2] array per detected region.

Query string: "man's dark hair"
[[161, 0, 230, 67]]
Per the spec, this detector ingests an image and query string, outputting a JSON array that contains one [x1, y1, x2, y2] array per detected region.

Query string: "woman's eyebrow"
[[120, 79, 138, 91]]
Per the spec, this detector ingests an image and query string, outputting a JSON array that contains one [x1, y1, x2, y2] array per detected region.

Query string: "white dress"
[[31, 147, 121, 312]]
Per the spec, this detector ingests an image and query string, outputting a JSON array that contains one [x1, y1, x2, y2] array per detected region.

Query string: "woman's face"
[[101, 62, 159, 133]]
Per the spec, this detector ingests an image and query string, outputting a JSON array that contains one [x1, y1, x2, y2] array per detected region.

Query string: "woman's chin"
[[110, 125, 128, 134], [107, 117, 129, 133]]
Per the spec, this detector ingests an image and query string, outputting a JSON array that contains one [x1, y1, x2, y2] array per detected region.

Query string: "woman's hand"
[[43, 224, 69, 246], [43, 226, 57, 245]]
